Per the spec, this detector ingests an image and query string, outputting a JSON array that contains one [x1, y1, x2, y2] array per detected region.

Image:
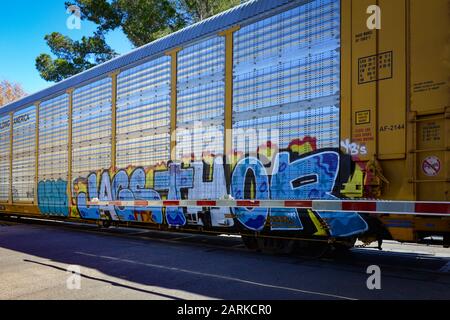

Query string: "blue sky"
[[0, 1, 134, 94]]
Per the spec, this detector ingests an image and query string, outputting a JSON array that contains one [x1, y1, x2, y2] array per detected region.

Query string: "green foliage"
[[180, 0, 241, 22], [70, 0, 186, 47], [36, 32, 116, 82], [36, 0, 241, 82]]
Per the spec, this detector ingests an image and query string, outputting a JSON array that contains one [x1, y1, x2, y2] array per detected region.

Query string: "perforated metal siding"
[[72, 78, 112, 183], [38, 94, 69, 181], [176, 36, 225, 161], [233, 0, 340, 154], [12, 106, 36, 202], [116, 56, 171, 168], [1, 0, 310, 117]]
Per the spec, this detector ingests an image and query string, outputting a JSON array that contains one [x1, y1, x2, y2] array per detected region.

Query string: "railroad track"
[[1, 215, 449, 278]]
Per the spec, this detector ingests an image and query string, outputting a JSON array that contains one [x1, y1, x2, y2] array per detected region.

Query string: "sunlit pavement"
[[0, 221, 449, 300]]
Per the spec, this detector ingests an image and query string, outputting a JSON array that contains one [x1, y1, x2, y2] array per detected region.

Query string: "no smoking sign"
[[422, 156, 441, 177]]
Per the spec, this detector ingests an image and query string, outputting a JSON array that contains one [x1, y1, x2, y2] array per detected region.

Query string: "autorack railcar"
[[0, 0, 449, 252]]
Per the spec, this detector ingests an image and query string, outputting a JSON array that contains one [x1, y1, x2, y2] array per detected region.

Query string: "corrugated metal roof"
[[0, 0, 309, 116]]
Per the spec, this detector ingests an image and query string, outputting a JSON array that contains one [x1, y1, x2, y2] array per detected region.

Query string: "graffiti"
[[271, 151, 339, 200], [316, 211, 368, 237], [231, 157, 270, 231], [230, 151, 368, 236], [37, 180, 69, 216], [341, 139, 367, 156], [67, 138, 369, 238], [76, 169, 163, 223], [186, 157, 233, 227], [76, 172, 116, 220], [269, 151, 340, 232], [154, 163, 193, 226]]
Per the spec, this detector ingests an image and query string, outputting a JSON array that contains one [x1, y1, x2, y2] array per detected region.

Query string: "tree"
[[36, 0, 240, 82], [0, 80, 27, 107], [36, 33, 116, 82], [180, 0, 242, 22], [70, 0, 186, 47]]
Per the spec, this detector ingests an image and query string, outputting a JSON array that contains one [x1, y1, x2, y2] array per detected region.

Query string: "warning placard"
[[355, 110, 371, 125], [421, 122, 441, 143], [422, 156, 441, 177], [358, 51, 393, 84]]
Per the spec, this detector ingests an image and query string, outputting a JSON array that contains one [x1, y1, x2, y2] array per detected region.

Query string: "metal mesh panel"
[[72, 78, 112, 183], [176, 36, 225, 160], [0, 115, 10, 201], [39, 94, 69, 181], [233, 0, 340, 153], [12, 106, 36, 202], [116, 56, 171, 168]]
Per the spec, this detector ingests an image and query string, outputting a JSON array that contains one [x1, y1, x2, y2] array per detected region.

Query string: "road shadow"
[[0, 220, 449, 300]]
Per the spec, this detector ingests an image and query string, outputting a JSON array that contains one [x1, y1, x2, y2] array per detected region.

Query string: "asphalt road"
[[0, 219, 449, 300]]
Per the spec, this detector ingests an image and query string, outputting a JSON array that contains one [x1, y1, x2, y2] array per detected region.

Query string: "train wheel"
[[241, 236, 295, 254], [444, 234, 449, 248], [294, 240, 331, 258], [256, 237, 296, 255], [97, 219, 111, 229], [241, 235, 260, 251], [332, 237, 357, 253]]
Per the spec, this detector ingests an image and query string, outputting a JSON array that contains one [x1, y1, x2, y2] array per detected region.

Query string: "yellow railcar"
[[341, 0, 449, 246], [0, 0, 448, 252]]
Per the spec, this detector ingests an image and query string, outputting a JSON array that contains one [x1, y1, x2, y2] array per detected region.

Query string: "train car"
[[0, 0, 449, 253]]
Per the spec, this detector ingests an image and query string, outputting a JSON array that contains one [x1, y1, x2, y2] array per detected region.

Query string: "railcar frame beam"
[[110, 71, 120, 171], [166, 48, 182, 161], [219, 25, 240, 165], [67, 89, 74, 216]]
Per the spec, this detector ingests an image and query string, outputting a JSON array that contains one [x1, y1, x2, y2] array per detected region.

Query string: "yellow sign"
[[355, 110, 371, 125]]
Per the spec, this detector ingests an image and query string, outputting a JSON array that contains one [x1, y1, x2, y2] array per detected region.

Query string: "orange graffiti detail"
[[288, 137, 317, 155]]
